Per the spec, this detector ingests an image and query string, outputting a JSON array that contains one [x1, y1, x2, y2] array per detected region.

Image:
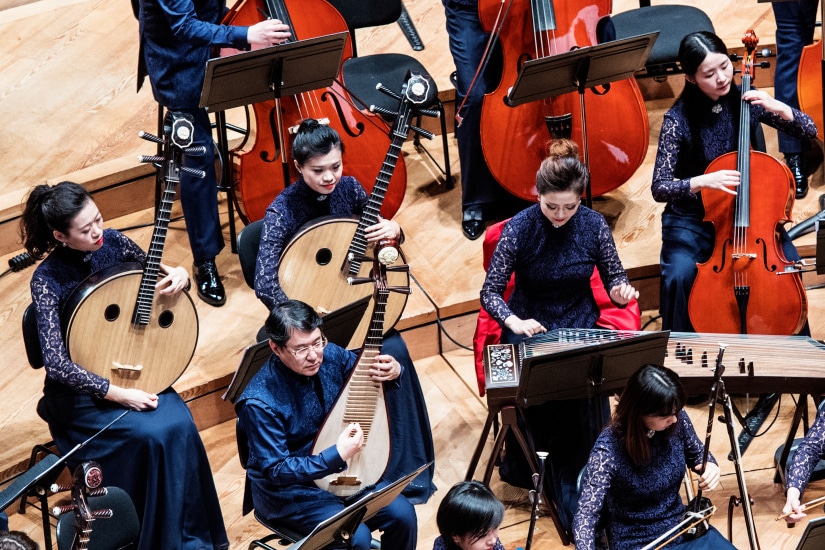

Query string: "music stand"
[[795, 516, 825, 550], [504, 32, 658, 207], [198, 32, 348, 250], [285, 462, 432, 550]]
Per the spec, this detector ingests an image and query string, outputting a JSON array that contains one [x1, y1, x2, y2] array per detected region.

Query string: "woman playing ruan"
[[20, 181, 227, 549]]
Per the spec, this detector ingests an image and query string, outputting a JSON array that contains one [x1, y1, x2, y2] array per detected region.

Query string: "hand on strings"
[[694, 461, 721, 491], [157, 264, 190, 295], [782, 487, 806, 524], [609, 283, 639, 306], [247, 19, 292, 47], [743, 90, 794, 121], [364, 217, 401, 243], [369, 354, 401, 382], [336, 422, 364, 460], [504, 315, 547, 337], [691, 170, 740, 195], [105, 385, 159, 411]]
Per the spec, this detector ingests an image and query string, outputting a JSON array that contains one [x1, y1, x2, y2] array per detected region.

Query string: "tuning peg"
[[91, 508, 114, 519], [138, 131, 163, 144], [181, 167, 206, 179], [388, 286, 412, 295], [410, 126, 434, 140], [50, 483, 72, 494], [52, 504, 76, 516], [369, 104, 397, 118], [347, 276, 372, 286], [385, 264, 410, 273], [88, 487, 108, 497], [413, 106, 440, 118], [184, 145, 207, 156], [375, 83, 402, 101], [347, 252, 371, 263], [138, 155, 164, 164]]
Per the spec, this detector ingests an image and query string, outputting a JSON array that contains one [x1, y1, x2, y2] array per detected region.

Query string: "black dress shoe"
[[786, 153, 808, 199], [194, 259, 226, 307], [462, 219, 484, 240]]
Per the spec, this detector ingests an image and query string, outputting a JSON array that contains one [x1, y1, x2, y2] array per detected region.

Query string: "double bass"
[[477, 0, 649, 200], [222, 0, 407, 222], [688, 30, 807, 335]]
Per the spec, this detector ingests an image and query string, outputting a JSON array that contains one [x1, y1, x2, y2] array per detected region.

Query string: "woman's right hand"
[[690, 170, 740, 195], [504, 315, 547, 337], [105, 385, 159, 411], [783, 487, 806, 524]]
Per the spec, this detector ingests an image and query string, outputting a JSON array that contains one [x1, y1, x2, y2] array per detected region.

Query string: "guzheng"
[[483, 329, 825, 403]]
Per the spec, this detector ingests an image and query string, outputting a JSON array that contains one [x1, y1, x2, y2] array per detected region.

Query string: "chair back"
[[55, 486, 140, 550], [237, 219, 264, 290], [326, 0, 401, 32], [22, 303, 44, 369]]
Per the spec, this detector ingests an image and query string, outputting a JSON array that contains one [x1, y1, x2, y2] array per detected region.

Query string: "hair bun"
[[546, 138, 580, 162]]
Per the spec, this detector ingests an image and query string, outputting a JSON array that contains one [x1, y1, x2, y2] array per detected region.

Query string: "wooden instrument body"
[[223, 0, 406, 222], [688, 151, 806, 335], [798, 40, 824, 141], [63, 263, 198, 393], [310, 346, 391, 498], [278, 218, 409, 348], [477, 0, 649, 200]]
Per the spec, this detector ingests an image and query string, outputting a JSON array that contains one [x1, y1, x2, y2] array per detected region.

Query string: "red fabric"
[[472, 220, 642, 396]]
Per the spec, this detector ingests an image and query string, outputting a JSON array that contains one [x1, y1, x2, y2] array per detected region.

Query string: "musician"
[[479, 138, 638, 532], [136, 0, 291, 306], [771, 0, 819, 198], [433, 480, 505, 550], [573, 364, 734, 550], [442, 0, 530, 240], [235, 300, 417, 549], [20, 181, 228, 550], [652, 30, 818, 331], [254, 118, 436, 502], [0, 531, 38, 550], [782, 403, 825, 523]]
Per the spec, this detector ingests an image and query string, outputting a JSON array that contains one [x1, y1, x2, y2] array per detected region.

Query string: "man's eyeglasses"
[[285, 336, 328, 359]]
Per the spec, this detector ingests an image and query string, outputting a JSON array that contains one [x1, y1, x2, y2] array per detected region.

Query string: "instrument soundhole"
[[104, 304, 120, 322], [315, 248, 333, 266], [158, 310, 174, 329]]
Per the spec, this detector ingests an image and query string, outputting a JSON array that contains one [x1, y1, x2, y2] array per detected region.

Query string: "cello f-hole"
[[320, 90, 365, 138]]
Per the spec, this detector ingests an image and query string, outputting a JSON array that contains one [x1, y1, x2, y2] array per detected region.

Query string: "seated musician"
[[253, 118, 435, 502], [20, 181, 228, 549], [782, 404, 825, 523], [573, 364, 734, 550], [479, 138, 639, 532], [235, 300, 417, 549], [433, 480, 505, 550]]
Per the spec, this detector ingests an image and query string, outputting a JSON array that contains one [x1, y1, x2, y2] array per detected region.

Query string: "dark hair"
[[613, 364, 687, 465], [0, 531, 39, 550], [291, 119, 344, 166], [20, 181, 93, 259], [436, 481, 504, 549], [264, 300, 323, 347], [678, 31, 728, 76], [536, 138, 588, 196]]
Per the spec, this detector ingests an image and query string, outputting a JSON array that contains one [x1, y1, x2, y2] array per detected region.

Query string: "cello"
[[221, 0, 407, 222], [477, 0, 649, 201], [688, 30, 807, 336]]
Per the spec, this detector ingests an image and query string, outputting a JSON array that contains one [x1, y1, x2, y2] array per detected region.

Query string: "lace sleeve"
[[595, 215, 630, 294], [255, 205, 291, 310], [651, 113, 696, 203], [480, 220, 518, 326], [573, 437, 615, 550], [787, 407, 825, 497]]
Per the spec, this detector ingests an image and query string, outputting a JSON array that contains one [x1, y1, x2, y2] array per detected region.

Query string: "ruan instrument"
[[688, 29, 807, 335], [476, 0, 649, 200], [797, 0, 824, 141], [222, 0, 406, 223], [62, 112, 200, 393], [310, 241, 412, 498], [775, 494, 825, 521], [52, 462, 110, 550], [278, 74, 435, 348]]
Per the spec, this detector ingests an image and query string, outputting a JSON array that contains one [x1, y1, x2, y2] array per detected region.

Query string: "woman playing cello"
[[652, 31, 817, 332]]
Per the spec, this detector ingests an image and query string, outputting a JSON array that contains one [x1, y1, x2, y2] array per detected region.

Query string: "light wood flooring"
[[2, 0, 825, 548]]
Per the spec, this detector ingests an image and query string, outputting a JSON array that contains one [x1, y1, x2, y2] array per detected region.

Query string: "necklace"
[[646, 429, 656, 438], [711, 103, 723, 114]]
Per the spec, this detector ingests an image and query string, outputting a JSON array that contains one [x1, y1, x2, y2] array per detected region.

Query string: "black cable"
[[408, 271, 473, 352], [641, 314, 662, 331], [0, 251, 37, 280]]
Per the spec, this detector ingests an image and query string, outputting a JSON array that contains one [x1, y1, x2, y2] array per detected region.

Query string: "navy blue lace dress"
[[32, 228, 228, 549]]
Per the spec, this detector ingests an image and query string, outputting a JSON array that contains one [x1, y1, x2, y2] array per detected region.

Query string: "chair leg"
[[437, 99, 453, 189]]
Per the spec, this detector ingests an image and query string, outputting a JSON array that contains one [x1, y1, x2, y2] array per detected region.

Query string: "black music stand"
[[285, 462, 431, 550], [796, 516, 825, 550], [465, 331, 669, 544], [198, 32, 348, 249], [504, 33, 657, 207]]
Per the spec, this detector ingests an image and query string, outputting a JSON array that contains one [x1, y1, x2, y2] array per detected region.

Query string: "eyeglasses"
[[285, 336, 328, 360]]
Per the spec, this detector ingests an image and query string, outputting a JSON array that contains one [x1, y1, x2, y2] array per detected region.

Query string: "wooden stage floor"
[[2, 0, 825, 548]]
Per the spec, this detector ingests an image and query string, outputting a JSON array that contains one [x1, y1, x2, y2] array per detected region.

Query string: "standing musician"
[[782, 403, 825, 523], [479, 138, 639, 533], [254, 118, 436, 502], [235, 300, 417, 549], [136, 0, 291, 307], [652, 30, 818, 332], [20, 181, 228, 549], [573, 364, 734, 550]]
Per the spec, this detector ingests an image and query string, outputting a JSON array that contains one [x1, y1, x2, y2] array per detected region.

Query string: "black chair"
[[237, 219, 264, 291], [599, 2, 715, 78], [55, 486, 140, 550], [19, 303, 64, 548], [326, 0, 453, 188]]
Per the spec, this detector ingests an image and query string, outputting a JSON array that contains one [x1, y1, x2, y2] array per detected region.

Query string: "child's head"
[[0, 531, 39, 550], [436, 481, 504, 550]]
